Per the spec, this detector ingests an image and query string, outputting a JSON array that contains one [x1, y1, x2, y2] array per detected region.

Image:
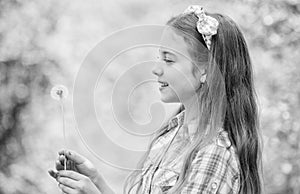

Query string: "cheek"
[[184, 75, 200, 92], [170, 75, 198, 100], [174, 68, 199, 91], [181, 82, 198, 97], [167, 62, 199, 93]]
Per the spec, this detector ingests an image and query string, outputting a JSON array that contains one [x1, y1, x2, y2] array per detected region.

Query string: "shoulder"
[[192, 130, 239, 172], [183, 131, 241, 193], [193, 130, 240, 177]]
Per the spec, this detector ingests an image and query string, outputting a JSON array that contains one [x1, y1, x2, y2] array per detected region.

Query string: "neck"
[[182, 95, 199, 134]]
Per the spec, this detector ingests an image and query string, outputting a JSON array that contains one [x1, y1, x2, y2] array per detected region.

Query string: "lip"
[[158, 80, 167, 84], [158, 80, 169, 91], [157, 80, 169, 85], [159, 86, 167, 91]]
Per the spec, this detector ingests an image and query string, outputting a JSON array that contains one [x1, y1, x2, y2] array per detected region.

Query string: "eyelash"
[[162, 58, 174, 63], [156, 56, 174, 64]]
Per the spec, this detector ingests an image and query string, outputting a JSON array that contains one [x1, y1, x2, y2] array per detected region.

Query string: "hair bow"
[[183, 5, 219, 50]]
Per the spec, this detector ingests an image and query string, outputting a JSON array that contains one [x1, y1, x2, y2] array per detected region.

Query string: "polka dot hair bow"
[[183, 5, 219, 50]]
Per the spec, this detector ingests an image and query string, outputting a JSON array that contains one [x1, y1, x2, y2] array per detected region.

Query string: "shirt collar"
[[167, 108, 185, 131], [167, 109, 232, 148]]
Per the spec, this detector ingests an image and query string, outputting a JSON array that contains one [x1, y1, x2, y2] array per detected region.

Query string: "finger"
[[67, 160, 77, 171], [58, 155, 66, 164], [48, 169, 59, 179], [57, 177, 78, 189], [58, 149, 68, 156], [59, 155, 69, 171], [58, 149, 69, 164], [70, 160, 76, 171], [66, 160, 73, 170], [58, 183, 76, 194], [56, 160, 65, 171], [58, 156, 76, 171], [58, 149, 85, 165], [58, 170, 86, 181], [59, 155, 67, 165]]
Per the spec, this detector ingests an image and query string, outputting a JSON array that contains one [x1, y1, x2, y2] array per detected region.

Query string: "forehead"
[[159, 27, 191, 58]]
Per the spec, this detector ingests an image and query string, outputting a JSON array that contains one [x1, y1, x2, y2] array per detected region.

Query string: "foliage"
[[0, 0, 299, 193]]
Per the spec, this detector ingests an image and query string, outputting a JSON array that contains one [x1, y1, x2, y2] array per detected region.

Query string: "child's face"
[[152, 27, 203, 103]]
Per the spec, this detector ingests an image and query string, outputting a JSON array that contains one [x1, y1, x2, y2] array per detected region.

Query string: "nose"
[[152, 63, 163, 77]]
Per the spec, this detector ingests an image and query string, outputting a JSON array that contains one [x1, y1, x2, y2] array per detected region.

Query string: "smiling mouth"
[[158, 81, 169, 89]]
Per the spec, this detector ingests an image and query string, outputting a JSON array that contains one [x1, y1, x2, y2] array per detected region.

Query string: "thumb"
[[58, 149, 86, 165]]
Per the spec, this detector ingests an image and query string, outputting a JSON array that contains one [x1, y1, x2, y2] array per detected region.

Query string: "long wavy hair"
[[124, 11, 263, 194]]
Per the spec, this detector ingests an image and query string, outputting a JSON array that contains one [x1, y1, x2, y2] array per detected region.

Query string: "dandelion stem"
[[59, 98, 67, 171]]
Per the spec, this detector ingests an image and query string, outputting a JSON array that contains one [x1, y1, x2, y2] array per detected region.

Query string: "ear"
[[195, 67, 206, 83], [200, 72, 207, 83], [194, 67, 207, 91]]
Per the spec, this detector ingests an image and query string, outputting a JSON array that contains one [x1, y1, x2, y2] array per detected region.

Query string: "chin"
[[160, 96, 179, 103]]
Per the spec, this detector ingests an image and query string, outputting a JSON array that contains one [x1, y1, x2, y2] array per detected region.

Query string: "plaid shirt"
[[140, 109, 241, 194]]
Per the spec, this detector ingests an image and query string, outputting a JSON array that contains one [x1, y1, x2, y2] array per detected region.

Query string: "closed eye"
[[162, 59, 174, 63]]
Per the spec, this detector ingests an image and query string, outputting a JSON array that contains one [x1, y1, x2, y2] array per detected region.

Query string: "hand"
[[48, 149, 115, 194], [52, 149, 99, 182], [57, 170, 100, 194]]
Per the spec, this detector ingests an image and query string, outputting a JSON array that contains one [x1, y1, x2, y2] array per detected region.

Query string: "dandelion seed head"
[[50, 85, 69, 100]]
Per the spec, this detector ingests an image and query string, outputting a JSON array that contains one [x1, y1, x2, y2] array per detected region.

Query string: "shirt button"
[[211, 182, 218, 189]]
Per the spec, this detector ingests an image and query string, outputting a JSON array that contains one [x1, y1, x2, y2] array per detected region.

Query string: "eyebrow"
[[158, 49, 177, 58]]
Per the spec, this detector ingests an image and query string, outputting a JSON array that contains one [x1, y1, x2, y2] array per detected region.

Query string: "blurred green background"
[[0, 0, 299, 193]]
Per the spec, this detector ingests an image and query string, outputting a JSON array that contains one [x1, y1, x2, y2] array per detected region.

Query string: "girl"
[[49, 5, 263, 194]]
